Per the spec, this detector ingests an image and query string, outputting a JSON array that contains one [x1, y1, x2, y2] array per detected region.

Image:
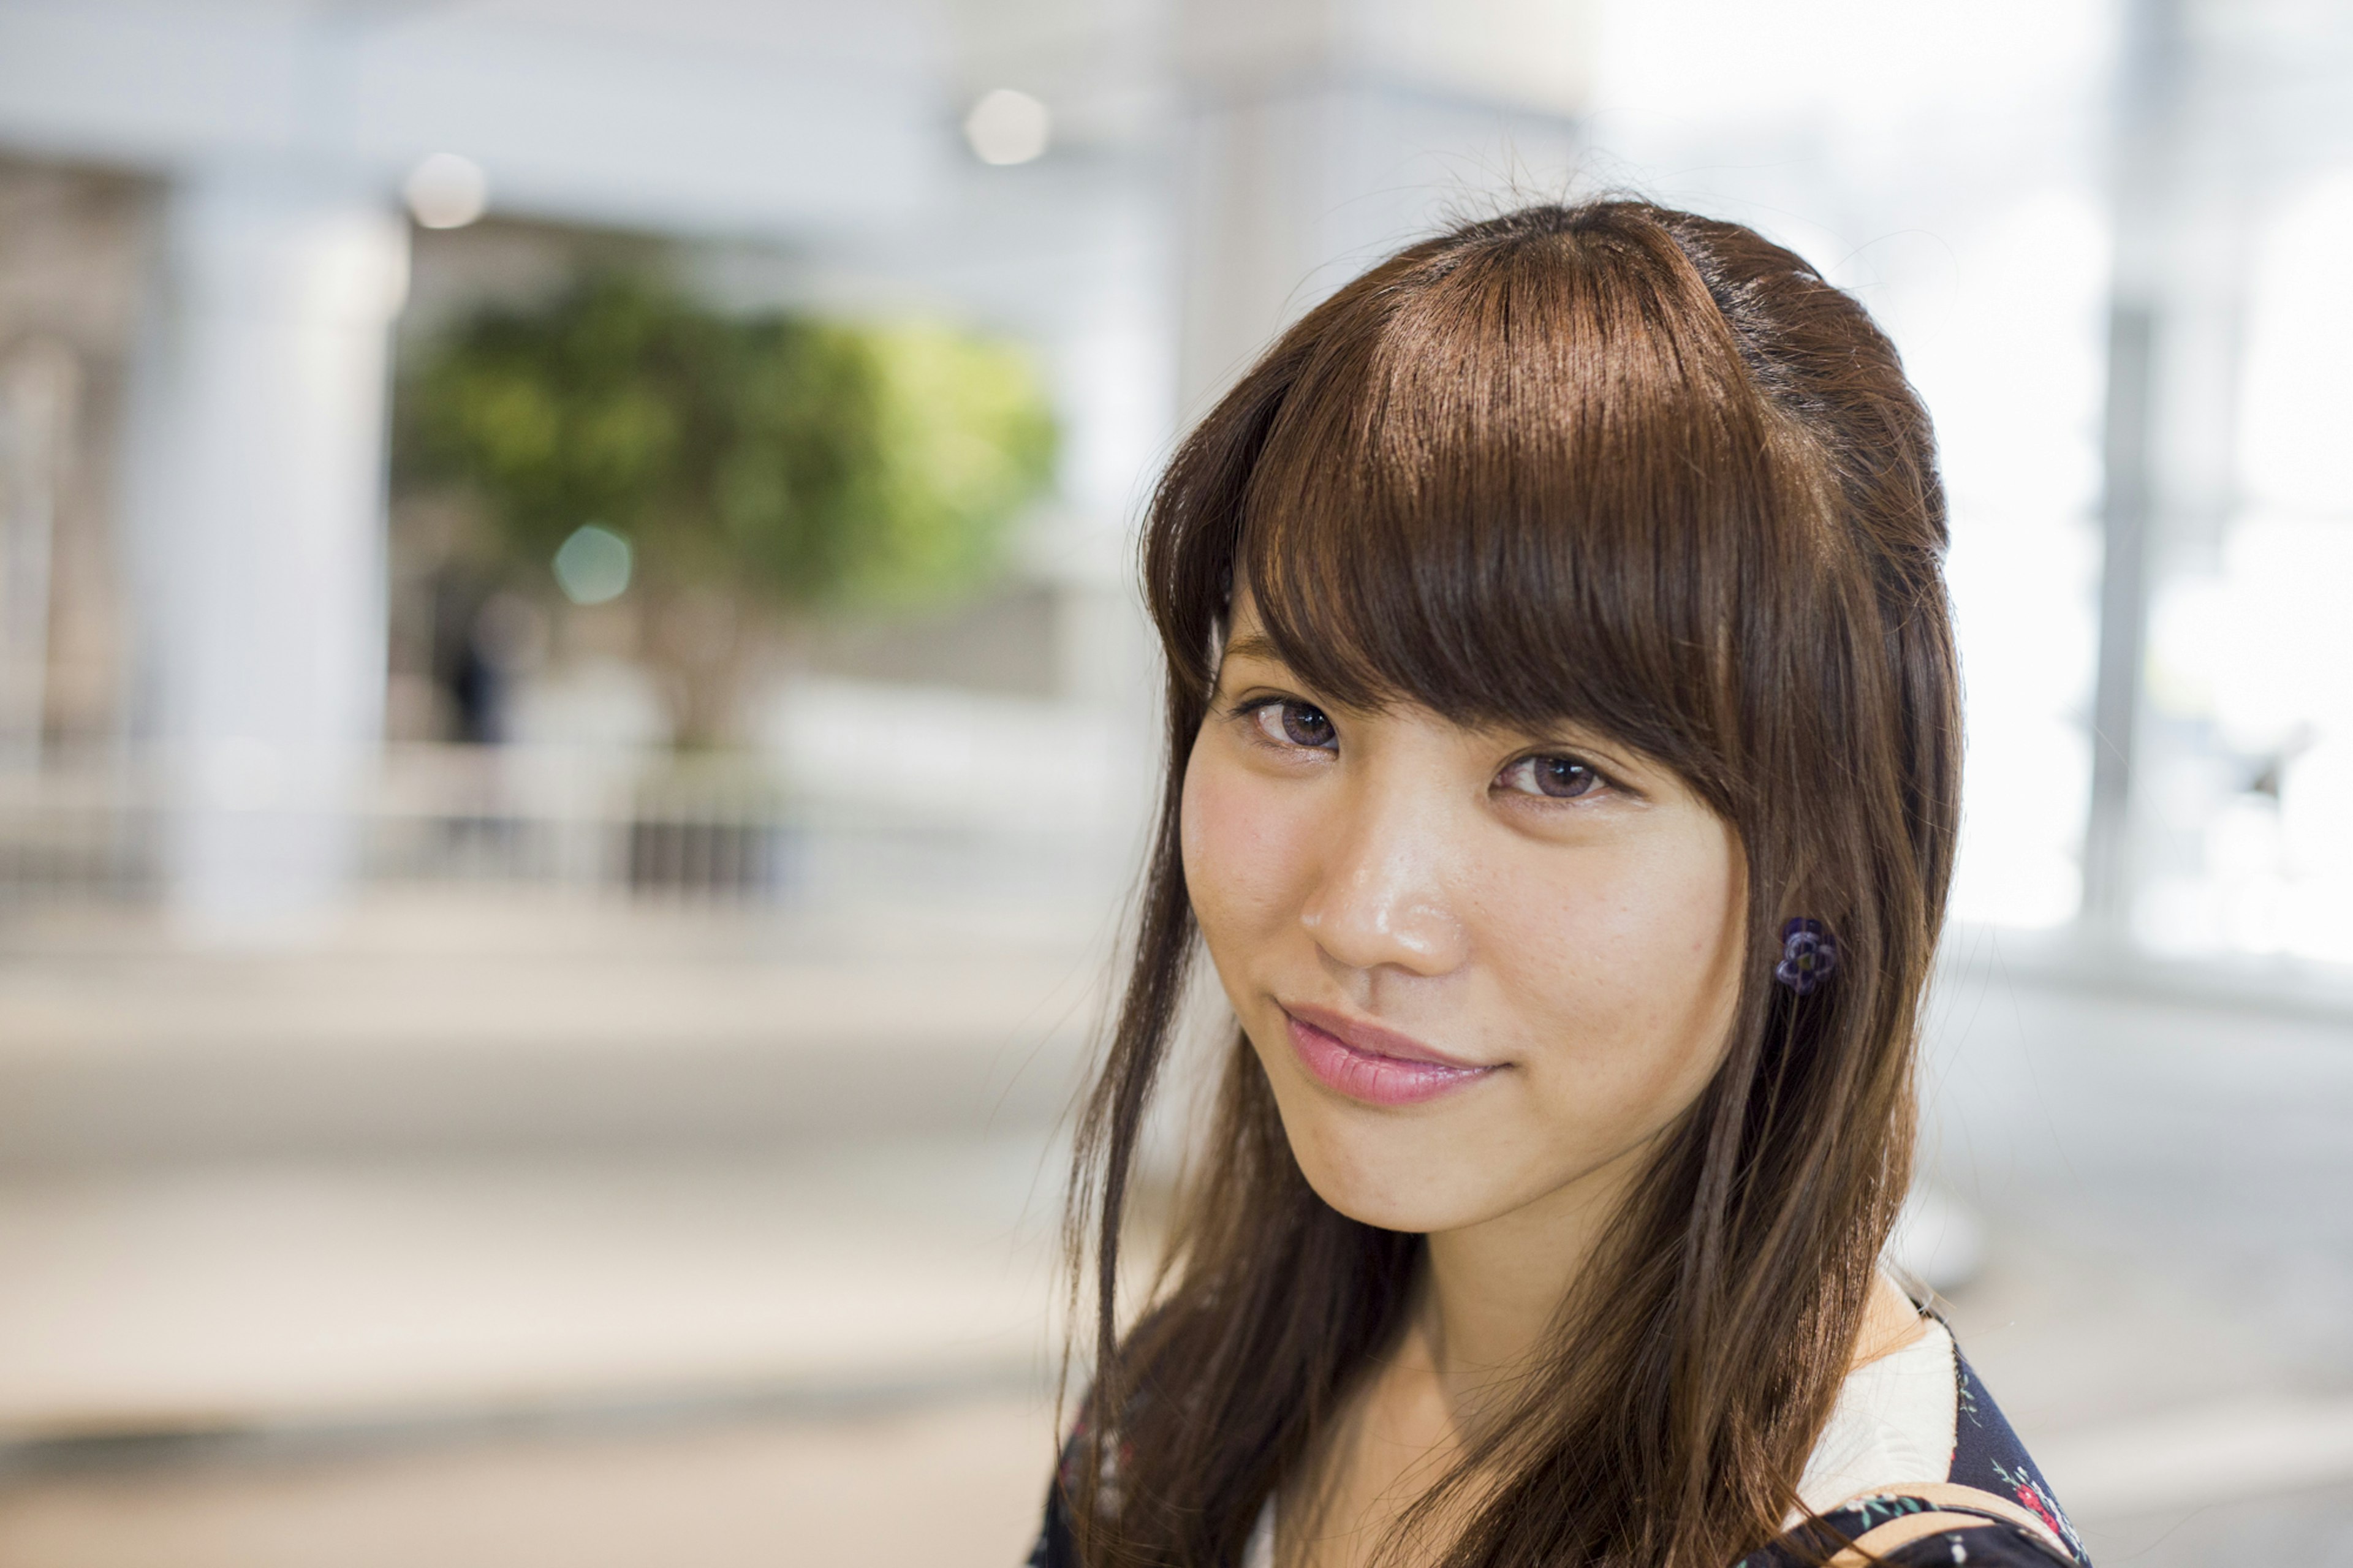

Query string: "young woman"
[[1033, 201, 2088, 1568]]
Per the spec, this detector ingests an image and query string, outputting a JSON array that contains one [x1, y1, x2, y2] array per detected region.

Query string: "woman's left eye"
[[1498, 756, 1603, 800]]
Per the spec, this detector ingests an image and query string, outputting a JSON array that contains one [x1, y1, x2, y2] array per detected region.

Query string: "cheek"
[[1503, 820, 1745, 1086], [1602, 839, 1739, 1004], [1179, 741, 1314, 952]]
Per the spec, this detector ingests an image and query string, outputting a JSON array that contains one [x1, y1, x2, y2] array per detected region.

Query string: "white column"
[[1044, 225, 1176, 713], [0, 339, 77, 770], [122, 162, 409, 937]]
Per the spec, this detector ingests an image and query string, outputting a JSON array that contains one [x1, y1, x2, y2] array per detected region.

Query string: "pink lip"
[[1281, 1004, 1500, 1107]]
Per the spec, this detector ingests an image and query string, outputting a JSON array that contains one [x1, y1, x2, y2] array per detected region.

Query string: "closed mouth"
[[1279, 1004, 1499, 1107]]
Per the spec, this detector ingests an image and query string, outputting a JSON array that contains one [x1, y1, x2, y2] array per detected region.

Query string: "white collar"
[[1790, 1314, 1960, 1521]]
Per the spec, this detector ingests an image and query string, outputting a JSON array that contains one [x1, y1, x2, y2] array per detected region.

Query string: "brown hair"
[[1063, 200, 1960, 1568]]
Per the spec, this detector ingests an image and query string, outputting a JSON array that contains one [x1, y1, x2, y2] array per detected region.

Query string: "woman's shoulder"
[[1762, 1313, 2088, 1567], [1028, 1470, 1075, 1568]]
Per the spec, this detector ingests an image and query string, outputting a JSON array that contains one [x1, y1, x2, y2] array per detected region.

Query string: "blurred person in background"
[[1038, 202, 2088, 1568]]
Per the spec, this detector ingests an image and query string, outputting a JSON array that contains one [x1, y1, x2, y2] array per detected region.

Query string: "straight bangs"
[[1233, 217, 1834, 816]]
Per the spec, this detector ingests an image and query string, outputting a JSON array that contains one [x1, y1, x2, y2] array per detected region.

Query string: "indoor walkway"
[[0, 896, 2343, 1566]]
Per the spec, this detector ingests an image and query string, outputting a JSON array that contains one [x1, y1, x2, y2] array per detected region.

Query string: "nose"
[[1296, 780, 1469, 979]]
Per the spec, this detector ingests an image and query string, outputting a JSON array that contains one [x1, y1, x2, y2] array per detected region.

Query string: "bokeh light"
[[404, 153, 490, 230], [551, 523, 633, 606], [962, 89, 1050, 166]]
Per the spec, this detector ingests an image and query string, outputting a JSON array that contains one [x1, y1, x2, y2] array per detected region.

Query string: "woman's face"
[[1181, 589, 1748, 1238]]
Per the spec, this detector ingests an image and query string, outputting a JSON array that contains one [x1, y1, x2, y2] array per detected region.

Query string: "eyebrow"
[[1221, 631, 1282, 665]]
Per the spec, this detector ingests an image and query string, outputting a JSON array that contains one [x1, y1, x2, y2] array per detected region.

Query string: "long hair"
[[1062, 200, 1960, 1568]]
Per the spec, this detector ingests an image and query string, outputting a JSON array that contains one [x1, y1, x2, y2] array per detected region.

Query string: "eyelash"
[[1495, 754, 1610, 801], [1233, 696, 1336, 752], [1229, 696, 1617, 802]]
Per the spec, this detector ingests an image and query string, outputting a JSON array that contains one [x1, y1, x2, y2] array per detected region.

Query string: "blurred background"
[[0, 1, 2346, 1563]]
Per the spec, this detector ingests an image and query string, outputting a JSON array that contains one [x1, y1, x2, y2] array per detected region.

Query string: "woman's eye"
[[1499, 756, 1602, 800], [1251, 700, 1336, 751]]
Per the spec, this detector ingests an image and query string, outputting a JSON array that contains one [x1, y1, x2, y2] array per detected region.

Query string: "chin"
[[1282, 1120, 1494, 1236]]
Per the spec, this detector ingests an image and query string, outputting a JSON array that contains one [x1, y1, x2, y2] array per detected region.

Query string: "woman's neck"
[[1283, 1151, 1651, 1566], [1288, 1161, 1923, 1568], [1410, 1159, 1925, 1418], [1409, 1140, 1649, 1425]]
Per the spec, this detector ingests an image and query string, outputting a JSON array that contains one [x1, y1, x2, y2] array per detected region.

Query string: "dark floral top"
[[1027, 1346, 2086, 1568], [1738, 1349, 2086, 1566]]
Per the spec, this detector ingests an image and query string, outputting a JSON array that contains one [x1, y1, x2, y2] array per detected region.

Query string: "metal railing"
[[0, 748, 813, 907], [0, 742, 1137, 914]]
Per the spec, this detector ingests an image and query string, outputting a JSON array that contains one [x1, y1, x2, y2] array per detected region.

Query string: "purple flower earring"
[[1775, 918, 1838, 996]]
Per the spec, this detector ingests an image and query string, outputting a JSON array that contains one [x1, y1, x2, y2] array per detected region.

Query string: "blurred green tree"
[[395, 271, 1058, 744]]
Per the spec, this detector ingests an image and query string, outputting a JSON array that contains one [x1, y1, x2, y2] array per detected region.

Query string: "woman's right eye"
[[1249, 699, 1336, 751]]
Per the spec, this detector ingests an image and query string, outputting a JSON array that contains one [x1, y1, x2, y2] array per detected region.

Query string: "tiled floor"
[[0, 1145, 1066, 1434], [0, 1396, 1055, 1568], [0, 892, 1098, 1565]]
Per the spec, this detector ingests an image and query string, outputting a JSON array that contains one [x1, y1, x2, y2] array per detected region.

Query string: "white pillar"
[[1175, 0, 1593, 412], [1044, 226, 1176, 710], [122, 162, 409, 937], [0, 339, 77, 770]]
